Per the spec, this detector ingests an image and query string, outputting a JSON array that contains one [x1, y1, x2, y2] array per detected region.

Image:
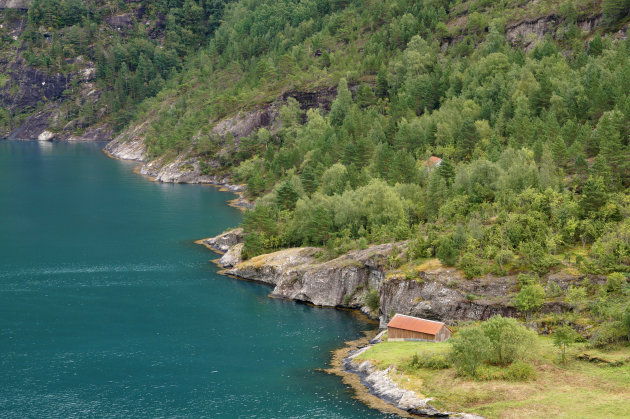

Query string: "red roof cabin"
[[387, 314, 452, 342], [425, 156, 442, 169]]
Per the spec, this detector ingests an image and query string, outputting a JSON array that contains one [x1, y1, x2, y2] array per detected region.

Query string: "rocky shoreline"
[[339, 334, 483, 419], [199, 230, 483, 417], [103, 138, 253, 210], [102, 139, 583, 417]]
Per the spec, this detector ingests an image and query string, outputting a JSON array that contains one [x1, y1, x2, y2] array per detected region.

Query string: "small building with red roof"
[[425, 156, 442, 169], [387, 314, 452, 342]]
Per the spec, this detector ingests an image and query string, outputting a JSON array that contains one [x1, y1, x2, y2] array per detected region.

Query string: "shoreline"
[[102, 142, 452, 418], [102, 147, 253, 211], [198, 237, 443, 418], [324, 331, 415, 418]]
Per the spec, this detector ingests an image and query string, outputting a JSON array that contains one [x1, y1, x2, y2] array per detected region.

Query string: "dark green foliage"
[[406, 353, 451, 370], [451, 316, 537, 379], [276, 181, 299, 210], [603, 0, 630, 25], [364, 289, 380, 311], [437, 236, 459, 267], [13, 0, 630, 292]]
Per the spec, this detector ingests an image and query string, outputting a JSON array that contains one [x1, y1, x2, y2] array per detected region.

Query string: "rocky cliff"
[[104, 86, 340, 189], [0, 11, 111, 141], [202, 230, 595, 329]]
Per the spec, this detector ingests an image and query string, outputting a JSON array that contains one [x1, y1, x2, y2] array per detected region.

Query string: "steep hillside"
[[113, 0, 630, 347], [7, 0, 630, 346], [0, 0, 233, 140]]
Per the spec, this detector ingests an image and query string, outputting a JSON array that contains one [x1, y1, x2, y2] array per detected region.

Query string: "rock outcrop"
[[506, 14, 604, 50], [0, 12, 109, 141], [214, 239, 520, 326], [203, 232, 588, 327], [0, 0, 29, 9], [219, 243, 244, 268], [204, 228, 244, 253], [344, 345, 484, 418], [225, 244, 400, 314]]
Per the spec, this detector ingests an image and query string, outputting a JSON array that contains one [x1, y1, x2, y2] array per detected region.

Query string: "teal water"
[[0, 141, 388, 418]]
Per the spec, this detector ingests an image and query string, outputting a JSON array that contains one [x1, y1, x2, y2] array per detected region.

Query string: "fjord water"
[[0, 141, 386, 418]]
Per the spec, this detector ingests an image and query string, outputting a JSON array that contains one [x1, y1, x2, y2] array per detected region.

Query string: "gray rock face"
[[506, 14, 603, 50], [219, 243, 243, 268], [226, 243, 403, 311], [204, 228, 244, 253], [221, 240, 579, 327], [379, 275, 518, 328], [0, 0, 30, 9], [213, 106, 279, 140], [104, 137, 148, 161]]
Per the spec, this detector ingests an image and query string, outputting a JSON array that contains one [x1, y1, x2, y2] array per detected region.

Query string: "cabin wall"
[[435, 325, 452, 342], [388, 327, 436, 341]]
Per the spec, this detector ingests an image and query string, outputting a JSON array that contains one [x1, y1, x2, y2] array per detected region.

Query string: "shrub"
[[514, 283, 546, 319], [459, 251, 484, 279], [437, 236, 459, 266], [450, 327, 492, 378], [364, 289, 380, 311], [605, 272, 627, 294], [481, 315, 537, 366], [592, 321, 628, 347], [505, 360, 536, 381], [406, 353, 451, 370]]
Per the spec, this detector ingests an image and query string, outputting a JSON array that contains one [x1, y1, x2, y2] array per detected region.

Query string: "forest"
[[11, 0, 630, 345]]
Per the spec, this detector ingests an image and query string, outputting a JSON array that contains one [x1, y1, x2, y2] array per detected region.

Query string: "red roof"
[[387, 314, 447, 335], [425, 156, 442, 167]]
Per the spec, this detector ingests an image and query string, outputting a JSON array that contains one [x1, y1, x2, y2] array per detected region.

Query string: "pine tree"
[[301, 166, 318, 195], [276, 181, 299, 210], [575, 153, 588, 177], [376, 65, 389, 98], [372, 142, 393, 179], [438, 158, 455, 186], [533, 139, 544, 163], [579, 175, 608, 216], [551, 136, 568, 167], [329, 78, 353, 126]]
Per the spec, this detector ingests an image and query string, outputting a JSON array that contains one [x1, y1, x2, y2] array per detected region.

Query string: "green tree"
[[553, 325, 578, 363], [514, 283, 546, 320], [437, 236, 459, 266], [579, 176, 608, 216], [450, 327, 492, 378], [321, 163, 348, 195], [276, 181, 299, 210], [438, 158, 455, 186], [301, 165, 318, 195], [481, 316, 537, 366], [329, 78, 353, 126]]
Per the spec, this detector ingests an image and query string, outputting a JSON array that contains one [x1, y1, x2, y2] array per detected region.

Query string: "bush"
[[450, 326, 492, 378], [592, 321, 628, 347], [505, 360, 536, 381], [481, 315, 537, 366], [437, 236, 459, 266], [406, 353, 452, 370], [459, 251, 484, 279], [364, 288, 380, 311], [605, 272, 627, 294], [514, 283, 546, 319]]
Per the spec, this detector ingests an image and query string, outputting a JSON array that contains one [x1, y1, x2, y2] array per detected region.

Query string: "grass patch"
[[355, 336, 630, 418]]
